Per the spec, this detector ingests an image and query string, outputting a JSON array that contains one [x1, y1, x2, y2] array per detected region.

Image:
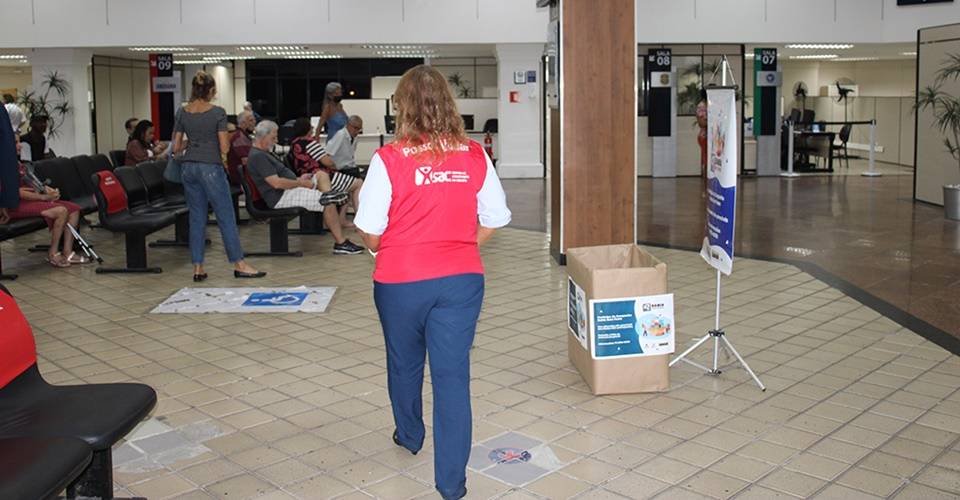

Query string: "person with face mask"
[[315, 81, 348, 142]]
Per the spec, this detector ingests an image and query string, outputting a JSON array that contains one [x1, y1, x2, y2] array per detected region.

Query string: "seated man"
[[247, 120, 365, 256], [226, 110, 255, 186], [287, 117, 362, 228], [325, 115, 363, 177]]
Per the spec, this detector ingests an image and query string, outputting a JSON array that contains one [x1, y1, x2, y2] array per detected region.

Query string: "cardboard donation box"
[[566, 244, 672, 395]]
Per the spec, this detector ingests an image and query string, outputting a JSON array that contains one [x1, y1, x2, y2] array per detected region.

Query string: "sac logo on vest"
[[414, 165, 470, 186]]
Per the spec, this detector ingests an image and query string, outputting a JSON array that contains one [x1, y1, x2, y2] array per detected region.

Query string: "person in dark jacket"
[[0, 105, 19, 224]]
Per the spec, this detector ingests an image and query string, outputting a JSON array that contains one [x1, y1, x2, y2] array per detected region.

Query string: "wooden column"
[[550, 0, 636, 262]]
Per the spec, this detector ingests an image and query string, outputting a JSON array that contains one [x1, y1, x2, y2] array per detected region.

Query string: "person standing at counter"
[[315, 82, 348, 142], [354, 64, 511, 500]]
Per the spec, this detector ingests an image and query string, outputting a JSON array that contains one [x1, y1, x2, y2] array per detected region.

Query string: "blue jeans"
[[181, 162, 243, 265], [374, 274, 484, 500]]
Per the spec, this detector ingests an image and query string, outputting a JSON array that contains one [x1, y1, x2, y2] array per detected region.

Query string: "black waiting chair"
[[0, 436, 92, 500], [136, 160, 186, 206], [91, 170, 178, 273], [832, 124, 853, 169], [107, 150, 126, 168], [0, 283, 157, 499], [239, 165, 304, 257], [113, 166, 184, 214], [72, 155, 113, 199], [32, 158, 97, 216]]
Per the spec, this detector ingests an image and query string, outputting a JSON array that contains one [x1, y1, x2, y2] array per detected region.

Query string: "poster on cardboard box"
[[589, 294, 675, 359], [567, 277, 588, 349]]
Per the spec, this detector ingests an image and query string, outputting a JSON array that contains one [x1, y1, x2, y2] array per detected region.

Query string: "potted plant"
[[916, 54, 960, 220], [17, 71, 72, 139], [446, 72, 472, 98]]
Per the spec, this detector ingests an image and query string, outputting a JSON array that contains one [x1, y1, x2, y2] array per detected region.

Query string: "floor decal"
[[151, 286, 337, 314]]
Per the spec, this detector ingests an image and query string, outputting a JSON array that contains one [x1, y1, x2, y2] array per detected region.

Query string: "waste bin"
[[566, 244, 672, 395]]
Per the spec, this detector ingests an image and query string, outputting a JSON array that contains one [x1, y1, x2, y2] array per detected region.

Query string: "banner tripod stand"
[[669, 269, 766, 391]]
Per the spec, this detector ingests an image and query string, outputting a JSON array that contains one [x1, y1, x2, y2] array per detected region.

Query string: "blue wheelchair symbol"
[[243, 292, 308, 307]]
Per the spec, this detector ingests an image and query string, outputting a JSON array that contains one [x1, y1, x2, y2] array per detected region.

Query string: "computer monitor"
[[800, 109, 815, 125], [789, 108, 801, 124], [461, 114, 475, 131], [384, 115, 396, 134]]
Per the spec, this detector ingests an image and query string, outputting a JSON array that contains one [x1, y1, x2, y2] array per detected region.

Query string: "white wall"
[[92, 56, 151, 153], [496, 43, 543, 179], [637, 0, 960, 43], [0, 0, 549, 47], [31, 49, 94, 157], [0, 68, 33, 99]]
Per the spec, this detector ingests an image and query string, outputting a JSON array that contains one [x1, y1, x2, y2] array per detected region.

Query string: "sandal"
[[46, 254, 70, 268], [66, 252, 91, 265]]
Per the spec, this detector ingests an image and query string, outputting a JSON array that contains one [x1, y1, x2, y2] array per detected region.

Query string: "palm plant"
[[446, 72, 472, 98], [17, 71, 72, 139], [916, 53, 960, 179]]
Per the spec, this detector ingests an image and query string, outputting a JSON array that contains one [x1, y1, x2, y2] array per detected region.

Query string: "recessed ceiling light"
[[786, 44, 854, 50], [175, 60, 219, 65], [179, 52, 228, 57], [789, 54, 839, 60], [0, 54, 26, 59], [901, 51, 918, 56], [239, 46, 307, 51], [265, 50, 329, 57], [129, 47, 196, 52], [202, 55, 256, 60], [282, 54, 342, 59], [362, 44, 428, 50], [832, 57, 880, 62]]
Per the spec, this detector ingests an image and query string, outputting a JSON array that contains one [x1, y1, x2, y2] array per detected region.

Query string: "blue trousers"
[[181, 162, 244, 264], [374, 273, 484, 499]]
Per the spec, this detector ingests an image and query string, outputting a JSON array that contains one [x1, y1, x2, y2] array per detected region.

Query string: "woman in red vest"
[[355, 65, 510, 500]]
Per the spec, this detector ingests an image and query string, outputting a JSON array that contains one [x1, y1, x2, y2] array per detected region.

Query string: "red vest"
[[374, 140, 488, 283], [0, 291, 37, 389]]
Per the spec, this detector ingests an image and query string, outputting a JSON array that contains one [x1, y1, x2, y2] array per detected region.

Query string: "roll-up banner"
[[647, 49, 672, 137], [753, 48, 779, 136], [701, 87, 737, 275]]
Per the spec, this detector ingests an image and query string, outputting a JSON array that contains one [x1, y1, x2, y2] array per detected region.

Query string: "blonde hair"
[[392, 65, 467, 161], [190, 70, 217, 101]]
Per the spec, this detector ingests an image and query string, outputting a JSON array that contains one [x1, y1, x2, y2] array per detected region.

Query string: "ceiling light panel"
[[282, 55, 343, 59], [832, 57, 879, 62], [362, 44, 429, 50], [0, 54, 26, 59], [239, 46, 307, 51], [786, 44, 854, 50], [129, 47, 196, 52], [789, 54, 838, 60]]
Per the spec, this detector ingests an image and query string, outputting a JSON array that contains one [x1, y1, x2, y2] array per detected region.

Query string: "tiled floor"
[[3, 222, 960, 499], [503, 160, 960, 338]]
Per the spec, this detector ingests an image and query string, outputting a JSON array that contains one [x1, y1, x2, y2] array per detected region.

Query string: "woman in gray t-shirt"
[[172, 71, 264, 281]]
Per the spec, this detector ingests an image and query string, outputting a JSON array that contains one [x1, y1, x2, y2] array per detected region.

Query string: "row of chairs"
[[1, 151, 323, 278], [0, 283, 156, 499], [0, 154, 114, 279]]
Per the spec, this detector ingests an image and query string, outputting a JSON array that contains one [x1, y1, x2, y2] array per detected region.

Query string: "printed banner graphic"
[[701, 87, 738, 275], [589, 294, 675, 359], [151, 287, 336, 314], [567, 278, 588, 349]]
